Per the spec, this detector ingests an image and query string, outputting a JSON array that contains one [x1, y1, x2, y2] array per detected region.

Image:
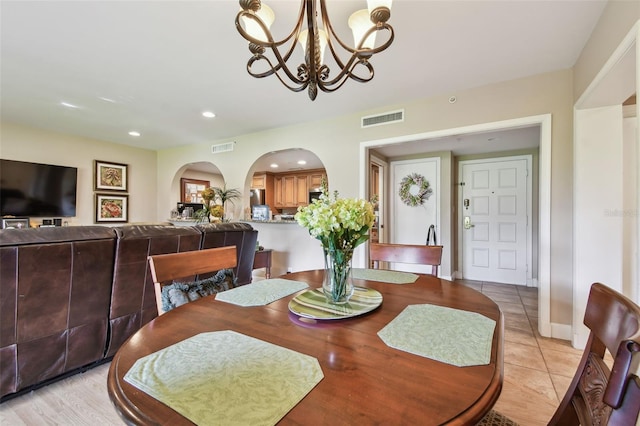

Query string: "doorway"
[[370, 154, 388, 244], [360, 113, 552, 336], [458, 155, 532, 285]]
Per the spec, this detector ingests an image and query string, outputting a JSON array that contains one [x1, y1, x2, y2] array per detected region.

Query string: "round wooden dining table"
[[107, 270, 504, 425]]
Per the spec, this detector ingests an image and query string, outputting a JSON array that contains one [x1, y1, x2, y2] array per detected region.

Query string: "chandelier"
[[235, 0, 394, 100]]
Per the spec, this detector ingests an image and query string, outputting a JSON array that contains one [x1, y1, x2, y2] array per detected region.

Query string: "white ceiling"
[[1, 0, 607, 164]]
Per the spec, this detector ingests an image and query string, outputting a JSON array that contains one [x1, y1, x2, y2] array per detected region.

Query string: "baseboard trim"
[[549, 322, 572, 342]]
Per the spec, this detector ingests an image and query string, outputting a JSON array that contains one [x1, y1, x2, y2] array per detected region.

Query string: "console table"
[[253, 249, 272, 278]]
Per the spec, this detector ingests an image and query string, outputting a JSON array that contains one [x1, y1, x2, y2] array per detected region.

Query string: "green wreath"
[[399, 173, 433, 207]]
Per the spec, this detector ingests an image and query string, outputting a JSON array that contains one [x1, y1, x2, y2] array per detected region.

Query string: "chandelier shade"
[[235, 0, 394, 100]]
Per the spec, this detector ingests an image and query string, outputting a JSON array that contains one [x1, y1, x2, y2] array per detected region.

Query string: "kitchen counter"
[[246, 220, 299, 224], [245, 221, 321, 277]]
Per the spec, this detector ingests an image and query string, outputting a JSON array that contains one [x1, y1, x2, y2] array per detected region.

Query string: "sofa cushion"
[[161, 269, 237, 312]]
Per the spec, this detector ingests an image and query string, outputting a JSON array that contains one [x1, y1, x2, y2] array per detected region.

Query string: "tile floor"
[[457, 279, 584, 425]]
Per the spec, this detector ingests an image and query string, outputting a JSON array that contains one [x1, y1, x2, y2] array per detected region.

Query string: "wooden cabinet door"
[[296, 175, 308, 206], [309, 173, 325, 189], [274, 177, 283, 207], [252, 174, 266, 189], [283, 175, 296, 206]]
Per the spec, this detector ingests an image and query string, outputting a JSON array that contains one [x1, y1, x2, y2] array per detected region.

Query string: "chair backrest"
[[148, 246, 237, 315], [549, 283, 640, 425], [369, 243, 443, 276]]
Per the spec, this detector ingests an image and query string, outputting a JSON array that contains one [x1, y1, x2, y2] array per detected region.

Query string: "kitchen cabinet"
[[308, 173, 326, 189], [252, 174, 266, 189], [282, 175, 297, 206], [273, 176, 283, 208], [272, 169, 327, 209], [296, 175, 308, 206]]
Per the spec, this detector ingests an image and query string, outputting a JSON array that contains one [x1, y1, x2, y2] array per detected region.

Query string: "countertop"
[[244, 220, 299, 225]]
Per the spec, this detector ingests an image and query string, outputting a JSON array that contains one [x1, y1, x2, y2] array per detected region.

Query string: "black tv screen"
[[0, 159, 78, 217]]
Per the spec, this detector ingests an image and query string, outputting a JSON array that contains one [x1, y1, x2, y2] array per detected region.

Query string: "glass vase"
[[322, 247, 354, 304]]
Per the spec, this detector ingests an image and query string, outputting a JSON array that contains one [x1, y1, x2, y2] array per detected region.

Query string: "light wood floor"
[[0, 281, 582, 425]]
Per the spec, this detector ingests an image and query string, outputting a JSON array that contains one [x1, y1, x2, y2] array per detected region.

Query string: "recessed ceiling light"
[[128, 131, 141, 137], [297, 160, 307, 165], [202, 111, 216, 118], [60, 101, 79, 108], [98, 96, 117, 103], [270, 163, 279, 168]]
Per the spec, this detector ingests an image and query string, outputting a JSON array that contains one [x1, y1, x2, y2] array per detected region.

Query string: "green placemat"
[[124, 331, 324, 426], [215, 278, 308, 306], [378, 304, 496, 366], [352, 268, 419, 284]]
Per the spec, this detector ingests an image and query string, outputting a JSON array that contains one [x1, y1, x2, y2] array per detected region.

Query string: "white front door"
[[460, 157, 530, 285]]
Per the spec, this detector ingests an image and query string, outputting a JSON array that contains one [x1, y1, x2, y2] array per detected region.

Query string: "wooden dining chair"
[[369, 243, 443, 276], [479, 283, 640, 426], [547, 282, 640, 425], [148, 246, 237, 315]]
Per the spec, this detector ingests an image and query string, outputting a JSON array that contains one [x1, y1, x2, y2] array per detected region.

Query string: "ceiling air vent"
[[211, 141, 235, 154], [361, 109, 404, 128]]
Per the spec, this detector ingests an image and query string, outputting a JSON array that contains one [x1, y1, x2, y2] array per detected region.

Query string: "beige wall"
[[157, 69, 575, 327], [0, 122, 157, 226], [573, 2, 640, 102]]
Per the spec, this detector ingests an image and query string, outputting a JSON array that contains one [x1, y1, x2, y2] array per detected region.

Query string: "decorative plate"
[[288, 287, 383, 320]]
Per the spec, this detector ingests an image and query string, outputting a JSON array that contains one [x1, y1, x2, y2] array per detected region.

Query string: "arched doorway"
[[168, 161, 224, 222]]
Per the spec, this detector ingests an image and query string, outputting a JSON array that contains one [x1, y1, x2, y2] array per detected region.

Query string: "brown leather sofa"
[[105, 224, 202, 357], [0, 226, 116, 399], [0, 222, 259, 400], [197, 222, 258, 285]]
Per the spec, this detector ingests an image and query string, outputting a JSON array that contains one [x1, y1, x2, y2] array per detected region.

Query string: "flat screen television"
[[0, 159, 78, 217]]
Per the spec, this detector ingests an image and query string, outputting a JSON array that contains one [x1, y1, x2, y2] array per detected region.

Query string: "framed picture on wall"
[[95, 194, 128, 223], [181, 178, 209, 203], [95, 160, 128, 191]]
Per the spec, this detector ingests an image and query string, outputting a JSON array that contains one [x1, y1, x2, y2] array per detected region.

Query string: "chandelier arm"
[[247, 55, 276, 78], [271, 70, 309, 93], [359, 25, 395, 55], [318, 57, 374, 92], [236, 3, 307, 82], [317, 65, 363, 94], [248, 55, 309, 93], [319, 0, 394, 59], [247, 53, 309, 87], [345, 60, 375, 83], [267, 44, 310, 84], [235, 9, 302, 51]]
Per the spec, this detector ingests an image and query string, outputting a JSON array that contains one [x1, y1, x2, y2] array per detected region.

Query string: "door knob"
[[464, 216, 475, 229]]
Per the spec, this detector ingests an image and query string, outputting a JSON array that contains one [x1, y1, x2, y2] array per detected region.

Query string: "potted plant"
[[212, 185, 242, 221]]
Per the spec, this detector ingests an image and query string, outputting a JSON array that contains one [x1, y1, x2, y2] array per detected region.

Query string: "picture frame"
[[95, 160, 128, 191], [1, 217, 30, 229], [181, 178, 209, 203], [95, 193, 128, 223]]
